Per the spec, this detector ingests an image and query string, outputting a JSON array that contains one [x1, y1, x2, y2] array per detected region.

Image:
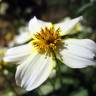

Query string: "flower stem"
[[49, 78, 56, 91], [55, 59, 63, 86], [51, 50, 63, 87]]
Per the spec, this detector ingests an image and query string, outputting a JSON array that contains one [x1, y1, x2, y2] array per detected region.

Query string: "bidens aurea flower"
[[4, 16, 96, 91]]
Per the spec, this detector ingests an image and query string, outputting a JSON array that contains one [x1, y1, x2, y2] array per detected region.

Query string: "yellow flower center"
[[32, 25, 63, 55]]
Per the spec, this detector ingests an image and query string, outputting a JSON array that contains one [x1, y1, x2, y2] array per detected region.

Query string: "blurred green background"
[[0, 0, 96, 96]]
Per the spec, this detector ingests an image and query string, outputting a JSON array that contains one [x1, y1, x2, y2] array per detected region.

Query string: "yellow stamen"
[[31, 25, 63, 55]]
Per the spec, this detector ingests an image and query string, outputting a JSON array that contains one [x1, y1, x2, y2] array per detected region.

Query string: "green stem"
[[56, 59, 63, 86], [51, 50, 63, 87], [49, 78, 55, 91]]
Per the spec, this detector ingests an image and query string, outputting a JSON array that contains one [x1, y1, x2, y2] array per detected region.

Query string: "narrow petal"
[[61, 51, 95, 68], [64, 39, 96, 53], [15, 26, 32, 44], [37, 18, 51, 27], [60, 39, 96, 68], [55, 16, 83, 35], [15, 54, 54, 91], [28, 16, 51, 36], [15, 32, 32, 44], [3, 43, 33, 63]]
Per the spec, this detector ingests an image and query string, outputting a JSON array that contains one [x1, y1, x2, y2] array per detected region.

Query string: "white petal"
[[3, 43, 33, 63], [37, 17, 51, 27], [55, 16, 83, 35], [15, 32, 32, 44], [60, 39, 96, 68], [15, 54, 54, 91], [64, 39, 96, 53], [28, 16, 51, 36], [61, 51, 95, 68]]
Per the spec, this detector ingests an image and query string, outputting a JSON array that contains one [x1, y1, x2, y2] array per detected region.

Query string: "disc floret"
[[32, 26, 62, 54]]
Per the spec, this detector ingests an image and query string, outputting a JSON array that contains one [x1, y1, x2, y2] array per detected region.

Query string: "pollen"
[[32, 25, 62, 55]]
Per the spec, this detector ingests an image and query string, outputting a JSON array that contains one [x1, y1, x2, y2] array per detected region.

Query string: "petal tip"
[[77, 16, 83, 21]]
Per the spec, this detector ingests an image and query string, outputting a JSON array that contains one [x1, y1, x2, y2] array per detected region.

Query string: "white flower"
[[4, 16, 96, 91]]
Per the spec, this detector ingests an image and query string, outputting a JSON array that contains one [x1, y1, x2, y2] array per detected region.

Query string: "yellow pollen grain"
[[32, 25, 62, 54]]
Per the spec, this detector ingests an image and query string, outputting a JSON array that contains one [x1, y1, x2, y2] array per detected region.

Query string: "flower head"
[[4, 16, 96, 91], [32, 25, 62, 55]]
